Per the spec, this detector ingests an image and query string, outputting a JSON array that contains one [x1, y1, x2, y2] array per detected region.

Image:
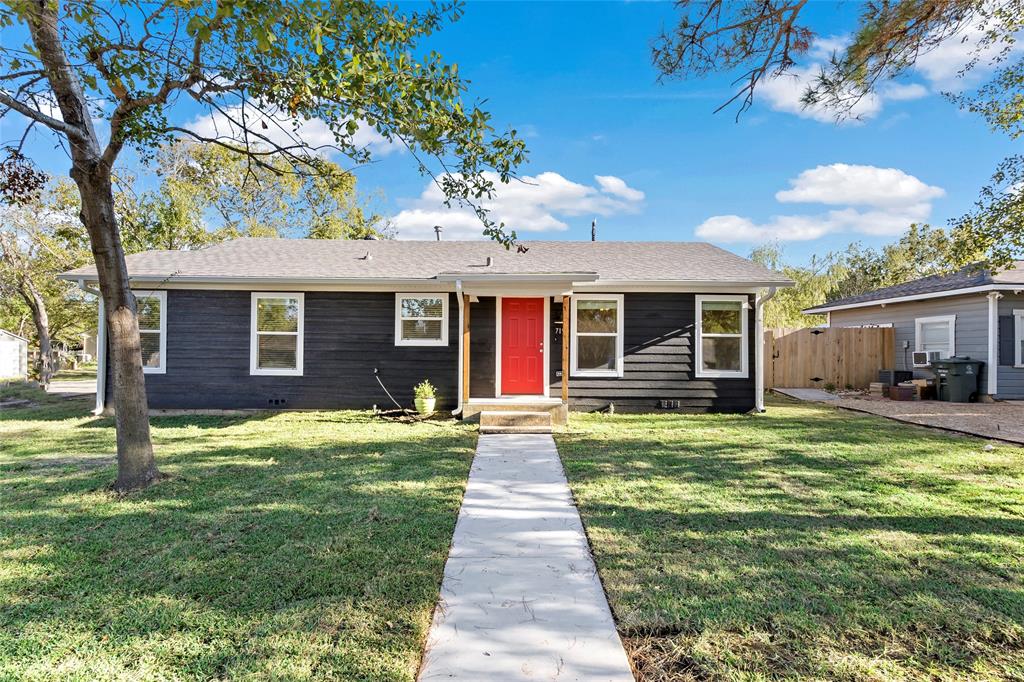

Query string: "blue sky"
[[7, 1, 1018, 264]]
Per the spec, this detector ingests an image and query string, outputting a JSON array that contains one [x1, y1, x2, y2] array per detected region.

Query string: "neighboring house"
[[0, 329, 29, 380], [60, 238, 791, 418], [80, 330, 98, 363], [804, 262, 1024, 400]]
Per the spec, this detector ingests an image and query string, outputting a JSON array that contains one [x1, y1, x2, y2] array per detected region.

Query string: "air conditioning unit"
[[912, 350, 942, 367]]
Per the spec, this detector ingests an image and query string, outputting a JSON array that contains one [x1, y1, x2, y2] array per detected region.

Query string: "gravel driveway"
[[829, 396, 1024, 445]]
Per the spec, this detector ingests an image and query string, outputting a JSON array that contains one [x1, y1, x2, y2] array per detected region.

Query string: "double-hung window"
[[395, 294, 448, 346], [695, 295, 748, 378], [571, 294, 624, 377], [250, 293, 304, 376], [914, 315, 955, 365], [1014, 310, 1024, 368], [135, 290, 166, 374]]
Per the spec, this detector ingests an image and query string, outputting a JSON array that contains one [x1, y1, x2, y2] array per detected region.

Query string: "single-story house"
[[0, 329, 29, 380], [804, 261, 1024, 400], [60, 238, 792, 420]]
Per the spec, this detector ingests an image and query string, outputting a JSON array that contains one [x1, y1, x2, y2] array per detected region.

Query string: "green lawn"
[[0, 398, 475, 681], [556, 398, 1024, 681], [54, 362, 98, 382]]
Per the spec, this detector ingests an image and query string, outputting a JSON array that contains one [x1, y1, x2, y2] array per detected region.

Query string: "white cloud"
[[758, 21, 1009, 123], [695, 163, 944, 244], [760, 63, 884, 123], [390, 172, 645, 240], [879, 82, 930, 101], [186, 104, 400, 157], [775, 163, 945, 208], [913, 9, 1021, 91], [595, 175, 645, 201]]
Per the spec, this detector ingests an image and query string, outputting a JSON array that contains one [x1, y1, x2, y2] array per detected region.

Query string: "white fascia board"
[[802, 284, 1024, 314], [436, 272, 599, 283]]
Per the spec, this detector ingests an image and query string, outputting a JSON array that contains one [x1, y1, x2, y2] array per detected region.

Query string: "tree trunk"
[[21, 281, 54, 386], [27, 1, 159, 491], [74, 166, 160, 491]]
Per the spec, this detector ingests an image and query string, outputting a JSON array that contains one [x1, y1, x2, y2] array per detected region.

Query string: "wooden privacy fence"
[[764, 327, 895, 390]]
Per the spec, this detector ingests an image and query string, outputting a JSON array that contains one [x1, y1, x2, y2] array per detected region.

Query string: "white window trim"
[[134, 290, 166, 375], [695, 294, 749, 379], [1014, 309, 1024, 368], [394, 293, 449, 347], [914, 314, 956, 366], [250, 292, 304, 376], [570, 294, 624, 378]]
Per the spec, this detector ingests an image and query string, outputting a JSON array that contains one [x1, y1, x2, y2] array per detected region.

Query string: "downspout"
[[453, 279, 464, 416], [78, 279, 106, 415], [754, 287, 778, 413], [987, 291, 1003, 398]]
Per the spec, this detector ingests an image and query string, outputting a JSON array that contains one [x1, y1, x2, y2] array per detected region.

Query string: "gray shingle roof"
[[804, 261, 1024, 313], [61, 238, 791, 285]]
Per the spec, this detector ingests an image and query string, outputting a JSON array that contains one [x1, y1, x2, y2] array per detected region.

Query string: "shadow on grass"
[[1, 411, 476, 681], [558, 406, 1024, 681]]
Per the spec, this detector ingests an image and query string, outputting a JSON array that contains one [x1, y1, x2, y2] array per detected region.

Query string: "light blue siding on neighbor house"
[[998, 293, 1024, 400], [829, 294, 997, 393]]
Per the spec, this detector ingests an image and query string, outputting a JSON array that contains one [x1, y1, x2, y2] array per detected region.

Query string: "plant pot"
[[414, 397, 436, 415]]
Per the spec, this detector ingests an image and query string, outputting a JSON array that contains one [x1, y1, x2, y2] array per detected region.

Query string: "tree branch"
[[0, 91, 90, 145]]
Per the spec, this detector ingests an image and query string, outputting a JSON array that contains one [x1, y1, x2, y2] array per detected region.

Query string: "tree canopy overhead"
[[655, 0, 1023, 267], [0, 0, 527, 491]]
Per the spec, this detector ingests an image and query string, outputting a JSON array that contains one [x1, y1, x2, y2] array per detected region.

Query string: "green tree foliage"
[[749, 242, 847, 328], [153, 142, 388, 240], [752, 225, 982, 328], [830, 224, 983, 301], [0, 0, 525, 489], [655, 0, 1023, 267], [0, 180, 95, 381]]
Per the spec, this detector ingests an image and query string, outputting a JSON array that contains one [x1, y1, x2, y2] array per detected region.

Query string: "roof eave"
[[803, 283, 1024, 314]]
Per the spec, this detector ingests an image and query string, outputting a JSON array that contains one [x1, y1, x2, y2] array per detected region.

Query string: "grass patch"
[[556, 398, 1024, 681], [0, 401, 475, 681], [0, 380, 70, 407], [55, 363, 98, 382]]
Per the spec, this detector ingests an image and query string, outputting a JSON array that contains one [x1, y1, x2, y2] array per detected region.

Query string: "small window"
[[571, 295, 624, 377], [914, 315, 955, 365], [1015, 310, 1024, 368], [395, 294, 448, 346], [135, 291, 166, 374], [250, 293, 304, 376], [695, 295, 749, 378]]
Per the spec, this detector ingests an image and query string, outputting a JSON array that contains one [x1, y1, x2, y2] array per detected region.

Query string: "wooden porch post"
[[462, 294, 471, 406], [561, 295, 569, 403]]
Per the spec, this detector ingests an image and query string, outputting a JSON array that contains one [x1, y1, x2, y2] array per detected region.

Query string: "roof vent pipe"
[[434, 225, 443, 241], [591, 218, 597, 241], [485, 256, 493, 267]]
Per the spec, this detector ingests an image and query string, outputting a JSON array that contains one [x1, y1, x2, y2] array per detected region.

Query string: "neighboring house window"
[[395, 294, 448, 346], [250, 293, 304, 376], [914, 314, 955, 365], [1015, 310, 1024, 368], [695, 295, 748, 378], [571, 294, 624, 377], [135, 290, 166, 374]]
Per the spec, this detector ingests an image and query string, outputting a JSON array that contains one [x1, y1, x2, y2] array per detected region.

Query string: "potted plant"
[[413, 379, 437, 415]]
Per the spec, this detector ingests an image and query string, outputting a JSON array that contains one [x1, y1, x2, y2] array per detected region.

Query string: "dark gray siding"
[[107, 290, 459, 410], [468, 296, 496, 398], [550, 292, 756, 413]]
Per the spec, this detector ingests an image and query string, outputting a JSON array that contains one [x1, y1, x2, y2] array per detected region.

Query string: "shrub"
[[414, 380, 436, 400]]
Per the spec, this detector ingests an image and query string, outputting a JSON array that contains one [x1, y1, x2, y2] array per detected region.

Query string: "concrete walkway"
[[418, 434, 634, 681], [773, 387, 838, 402]]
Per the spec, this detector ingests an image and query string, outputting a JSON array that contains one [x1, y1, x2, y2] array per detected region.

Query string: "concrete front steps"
[[478, 410, 553, 434]]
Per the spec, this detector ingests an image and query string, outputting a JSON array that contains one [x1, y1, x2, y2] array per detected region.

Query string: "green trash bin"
[[930, 356, 984, 402]]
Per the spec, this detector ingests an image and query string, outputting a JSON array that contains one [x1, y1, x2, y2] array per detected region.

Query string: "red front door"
[[501, 297, 545, 395]]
